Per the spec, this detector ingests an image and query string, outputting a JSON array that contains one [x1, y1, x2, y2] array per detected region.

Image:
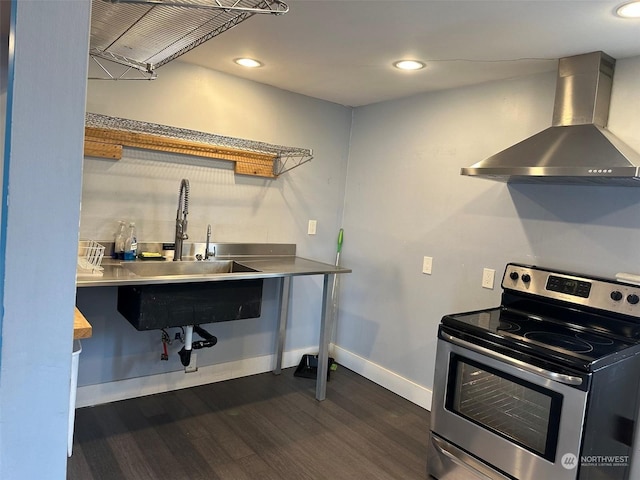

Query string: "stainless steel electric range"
[[428, 263, 640, 480]]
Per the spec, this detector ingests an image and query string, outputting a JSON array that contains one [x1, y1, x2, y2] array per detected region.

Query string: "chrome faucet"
[[174, 179, 189, 261], [196, 224, 214, 261], [205, 224, 214, 260]]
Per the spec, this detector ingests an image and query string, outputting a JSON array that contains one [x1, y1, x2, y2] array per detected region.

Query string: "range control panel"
[[503, 263, 640, 318]]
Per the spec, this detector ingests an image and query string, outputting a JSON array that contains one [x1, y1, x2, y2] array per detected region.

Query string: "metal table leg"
[[316, 273, 335, 401], [273, 276, 291, 375]]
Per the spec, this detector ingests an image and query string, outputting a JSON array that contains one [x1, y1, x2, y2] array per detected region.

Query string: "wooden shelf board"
[[84, 126, 277, 178], [74, 307, 92, 339]]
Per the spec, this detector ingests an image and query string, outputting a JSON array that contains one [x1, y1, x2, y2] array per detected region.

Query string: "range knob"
[[521, 273, 531, 283], [509, 271, 519, 281], [628, 294, 640, 305], [611, 291, 623, 301]]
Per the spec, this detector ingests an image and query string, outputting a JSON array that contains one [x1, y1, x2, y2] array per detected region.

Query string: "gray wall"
[[77, 60, 352, 388], [0, 1, 90, 478], [0, 0, 7, 226], [338, 56, 640, 398], [79, 54, 640, 412], [4, 4, 639, 475]]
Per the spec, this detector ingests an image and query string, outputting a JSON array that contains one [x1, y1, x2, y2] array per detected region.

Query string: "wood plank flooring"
[[67, 366, 430, 479]]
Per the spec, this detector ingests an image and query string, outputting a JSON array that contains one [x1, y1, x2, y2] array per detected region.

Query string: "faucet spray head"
[[177, 179, 190, 237], [181, 179, 189, 216], [177, 179, 190, 219], [174, 179, 191, 261]]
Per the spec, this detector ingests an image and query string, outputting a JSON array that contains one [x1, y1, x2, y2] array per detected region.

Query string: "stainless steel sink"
[[117, 261, 264, 330], [122, 260, 258, 277]]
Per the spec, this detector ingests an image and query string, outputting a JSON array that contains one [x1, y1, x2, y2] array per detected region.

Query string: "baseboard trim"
[[76, 347, 318, 408], [76, 345, 433, 411], [331, 344, 432, 411]]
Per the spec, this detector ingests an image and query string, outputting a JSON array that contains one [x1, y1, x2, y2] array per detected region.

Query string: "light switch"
[[422, 256, 433, 274], [308, 220, 317, 235]]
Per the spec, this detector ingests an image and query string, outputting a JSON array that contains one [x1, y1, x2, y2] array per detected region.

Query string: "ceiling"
[[171, 0, 640, 107]]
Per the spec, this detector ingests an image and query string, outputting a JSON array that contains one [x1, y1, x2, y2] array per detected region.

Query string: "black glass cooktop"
[[442, 306, 640, 371]]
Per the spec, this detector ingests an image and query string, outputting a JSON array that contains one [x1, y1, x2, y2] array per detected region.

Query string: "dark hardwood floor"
[[68, 366, 430, 479]]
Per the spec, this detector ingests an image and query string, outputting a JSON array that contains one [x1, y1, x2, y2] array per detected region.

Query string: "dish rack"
[[77, 240, 105, 277]]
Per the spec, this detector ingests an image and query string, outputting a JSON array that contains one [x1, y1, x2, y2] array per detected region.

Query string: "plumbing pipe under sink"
[[178, 325, 193, 366], [192, 325, 217, 349], [177, 324, 218, 366]]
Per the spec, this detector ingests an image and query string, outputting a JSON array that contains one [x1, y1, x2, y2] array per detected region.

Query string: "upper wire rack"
[[86, 113, 313, 176], [90, 0, 287, 75]]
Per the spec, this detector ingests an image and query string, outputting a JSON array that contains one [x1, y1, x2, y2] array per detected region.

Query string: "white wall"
[[338, 56, 640, 408], [77, 60, 352, 395]]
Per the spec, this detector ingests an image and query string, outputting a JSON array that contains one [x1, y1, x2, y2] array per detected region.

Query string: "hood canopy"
[[461, 51, 640, 186]]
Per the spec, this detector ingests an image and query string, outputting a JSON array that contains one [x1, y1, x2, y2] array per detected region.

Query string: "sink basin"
[[122, 260, 258, 277], [117, 260, 263, 330]]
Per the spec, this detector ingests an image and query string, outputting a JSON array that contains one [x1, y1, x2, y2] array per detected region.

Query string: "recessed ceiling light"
[[234, 58, 262, 68], [393, 60, 426, 71], [616, 1, 640, 17]]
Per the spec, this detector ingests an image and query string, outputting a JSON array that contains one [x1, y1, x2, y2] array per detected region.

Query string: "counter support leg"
[[273, 276, 291, 375], [316, 273, 335, 401]]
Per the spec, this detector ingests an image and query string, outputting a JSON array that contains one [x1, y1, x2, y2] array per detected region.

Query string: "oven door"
[[429, 333, 589, 480]]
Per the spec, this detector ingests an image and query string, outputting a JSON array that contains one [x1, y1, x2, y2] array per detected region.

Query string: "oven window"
[[446, 355, 562, 461]]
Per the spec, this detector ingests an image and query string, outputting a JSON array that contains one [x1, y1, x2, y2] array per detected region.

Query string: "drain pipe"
[[178, 325, 194, 366], [193, 325, 218, 349], [177, 325, 218, 366]]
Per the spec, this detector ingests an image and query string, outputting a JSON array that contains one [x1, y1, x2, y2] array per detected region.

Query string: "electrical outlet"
[[482, 268, 495, 289], [185, 352, 198, 373], [308, 220, 317, 235], [422, 256, 433, 274]]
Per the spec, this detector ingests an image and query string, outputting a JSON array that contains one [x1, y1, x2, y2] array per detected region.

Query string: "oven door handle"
[[441, 332, 583, 386]]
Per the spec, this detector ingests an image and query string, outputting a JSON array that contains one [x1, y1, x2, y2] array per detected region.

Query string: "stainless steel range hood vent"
[[461, 51, 640, 186]]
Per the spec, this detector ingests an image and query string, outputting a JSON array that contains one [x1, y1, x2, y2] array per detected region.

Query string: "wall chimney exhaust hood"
[[461, 51, 640, 186]]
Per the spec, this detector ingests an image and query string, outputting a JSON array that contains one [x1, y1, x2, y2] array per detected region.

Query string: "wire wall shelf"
[[85, 113, 313, 177], [89, 0, 288, 80]]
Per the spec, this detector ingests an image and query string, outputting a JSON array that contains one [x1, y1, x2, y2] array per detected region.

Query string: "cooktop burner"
[[524, 331, 593, 353], [441, 306, 640, 370], [576, 332, 615, 345], [497, 320, 520, 332], [439, 263, 640, 371]]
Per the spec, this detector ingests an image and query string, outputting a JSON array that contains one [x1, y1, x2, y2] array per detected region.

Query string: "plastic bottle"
[[113, 220, 126, 259], [123, 222, 138, 261]]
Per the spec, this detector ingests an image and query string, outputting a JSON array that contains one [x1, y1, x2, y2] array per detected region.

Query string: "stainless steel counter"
[[76, 255, 351, 287], [76, 243, 351, 401]]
